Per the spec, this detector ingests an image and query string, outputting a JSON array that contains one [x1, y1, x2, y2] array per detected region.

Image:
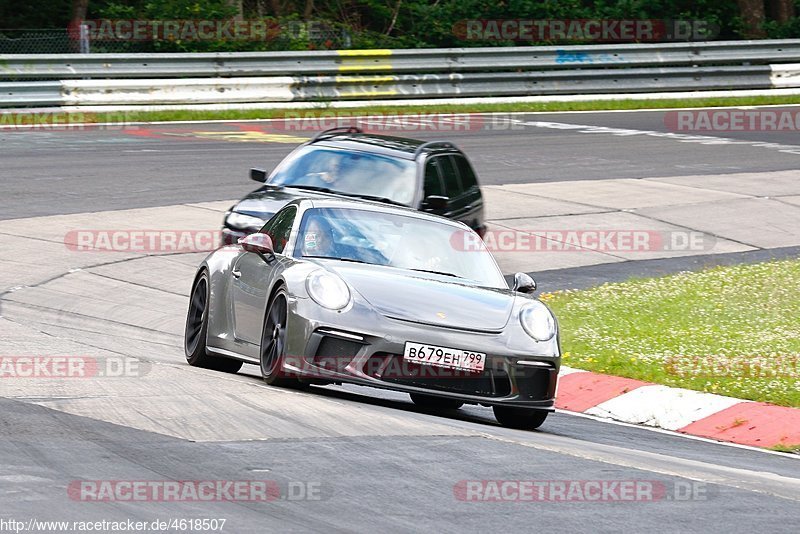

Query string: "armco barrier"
[[0, 81, 63, 106], [2, 40, 800, 108], [3, 40, 800, 79]]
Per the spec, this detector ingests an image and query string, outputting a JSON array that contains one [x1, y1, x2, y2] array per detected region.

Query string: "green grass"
[[542, 259, 800, 407], [769, 443, 800, 454], [10, 94, 800, 124]]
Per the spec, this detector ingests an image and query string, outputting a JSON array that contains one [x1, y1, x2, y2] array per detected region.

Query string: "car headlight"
[[520, 301, 556, 341], [306, 270, 351, 310], [226, 212, 264, 231]]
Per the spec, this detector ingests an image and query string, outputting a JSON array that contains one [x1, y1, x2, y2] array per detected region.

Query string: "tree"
[[227, 0, 244, 21], [769, 0, 796, 23], [269, 0, 282, 16], [71, 0, 89, 22], [737, 0, 767, 37]]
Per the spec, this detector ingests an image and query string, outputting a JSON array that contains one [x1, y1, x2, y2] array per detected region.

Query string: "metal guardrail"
[[0, 81, 63, 106], [2, 40, 800, 80], [292, 66, 775, 101], [1, 40, 800, 108]]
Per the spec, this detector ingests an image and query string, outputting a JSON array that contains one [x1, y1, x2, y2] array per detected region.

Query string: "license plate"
[[403, 342, 486, 372]]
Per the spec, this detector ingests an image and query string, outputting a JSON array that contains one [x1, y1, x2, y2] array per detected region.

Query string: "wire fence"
[[0, 25, 354, 54], [0, 30, 77, 54]]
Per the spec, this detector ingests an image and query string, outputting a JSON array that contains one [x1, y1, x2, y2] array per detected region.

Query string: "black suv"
[[221, 127, 486, 244]]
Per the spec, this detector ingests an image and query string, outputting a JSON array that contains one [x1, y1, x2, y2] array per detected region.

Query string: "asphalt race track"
[[4, 108, 800, 219], [1, 107, 799, 532]]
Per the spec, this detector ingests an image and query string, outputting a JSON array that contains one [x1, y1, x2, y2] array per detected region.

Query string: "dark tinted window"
[[424, 159, 445, 197], [438, 156, 462, 198], [260, 206, 296, 254], [453, 155, 478, 189]]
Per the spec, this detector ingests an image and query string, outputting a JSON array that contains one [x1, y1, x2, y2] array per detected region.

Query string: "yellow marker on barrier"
[[334, 75, 398, 98], [336, 49, 393, 72], [337, 49, 392, 56], [334, 75, 395, 83]]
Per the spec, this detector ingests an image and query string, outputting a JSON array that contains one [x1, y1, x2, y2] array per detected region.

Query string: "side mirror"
[[239, 233, 274, 259], [512, 272, 536, 294], [422, 195, 449, 211], [250, 168, 268, 182]]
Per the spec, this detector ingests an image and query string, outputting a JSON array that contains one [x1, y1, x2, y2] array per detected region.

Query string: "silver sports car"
[[185, 198, 560, 429]]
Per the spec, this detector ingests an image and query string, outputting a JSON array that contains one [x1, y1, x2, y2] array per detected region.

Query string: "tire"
[[410, 393, 464, 410], [184, 270, 243, 374], [260, 288, 301, 388], [492, 406, 548, 430]]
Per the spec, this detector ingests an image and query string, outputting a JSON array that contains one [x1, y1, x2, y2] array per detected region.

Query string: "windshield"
[[269, 146, 417, 205], [293, 207, 507, 289]]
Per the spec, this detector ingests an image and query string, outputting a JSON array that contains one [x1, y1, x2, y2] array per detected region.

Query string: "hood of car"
[[232, 187, 318, 218], [326, 262, 514, 332]]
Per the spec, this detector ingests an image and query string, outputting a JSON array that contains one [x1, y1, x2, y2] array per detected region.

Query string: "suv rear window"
[[438, 156, 462, 198], [453, 156, 478, 190], [424, 159, 445, 197]]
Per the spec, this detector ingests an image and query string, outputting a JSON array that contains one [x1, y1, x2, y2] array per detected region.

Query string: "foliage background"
[[0, 0, 798, 52]]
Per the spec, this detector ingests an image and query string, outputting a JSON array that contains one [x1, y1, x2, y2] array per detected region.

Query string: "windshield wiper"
[[335, 192, 405, 206], [303, 255, 369, 264], [283, 184, 336, 194], [409, 268, 463, 278], [281, 186, 404, 206]]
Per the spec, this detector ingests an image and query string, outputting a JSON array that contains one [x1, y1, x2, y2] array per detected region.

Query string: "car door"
[[422, 154, 473, 226], [231, 206, 297, 345]]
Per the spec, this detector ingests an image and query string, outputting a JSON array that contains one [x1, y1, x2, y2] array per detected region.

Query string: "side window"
[[453, 155, 478, 190], [260, 207, 296, 254], [423, 159, 445, 197], [438, 156, 463, 198], [270, 146, 328, 185]]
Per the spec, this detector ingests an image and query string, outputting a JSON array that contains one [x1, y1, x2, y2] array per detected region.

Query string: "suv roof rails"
[[311, 126, 364, 143], [413, 141, 456, 159]]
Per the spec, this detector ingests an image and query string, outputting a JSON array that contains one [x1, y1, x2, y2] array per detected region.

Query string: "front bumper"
[[282, 296, 559, 410]]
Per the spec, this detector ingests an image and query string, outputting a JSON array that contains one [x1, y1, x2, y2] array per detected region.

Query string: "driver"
[[319, 152, 343, 185], [301, 216, 338, 257], [304, 151, 346, 188], [300, 212, 389, 265]]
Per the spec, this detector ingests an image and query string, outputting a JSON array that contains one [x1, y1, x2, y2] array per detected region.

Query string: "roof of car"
[[312, 133, 459, 161]]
